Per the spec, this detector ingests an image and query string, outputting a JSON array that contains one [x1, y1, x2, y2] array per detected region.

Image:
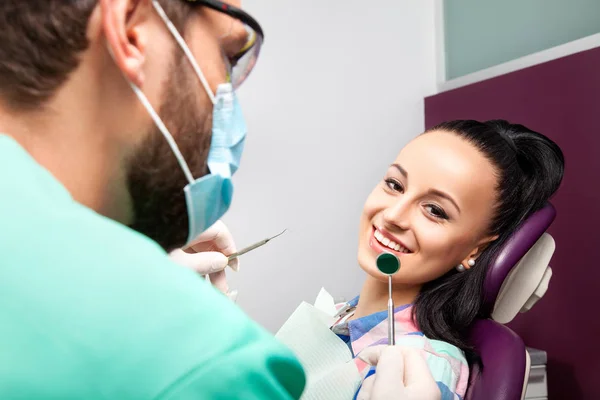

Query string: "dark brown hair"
[[0, 1, 192, 110]]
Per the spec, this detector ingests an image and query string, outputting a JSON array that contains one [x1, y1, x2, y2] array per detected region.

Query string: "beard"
[[126, 53, 212, 252]]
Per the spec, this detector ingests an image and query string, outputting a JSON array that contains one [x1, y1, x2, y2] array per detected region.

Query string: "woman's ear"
[[101, 0, 153, 87], [461, 234, 499, 270]]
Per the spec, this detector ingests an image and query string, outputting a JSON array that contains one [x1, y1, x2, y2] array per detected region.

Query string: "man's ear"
[[101, 0, 153, 87], [461, 234, 499, 270]]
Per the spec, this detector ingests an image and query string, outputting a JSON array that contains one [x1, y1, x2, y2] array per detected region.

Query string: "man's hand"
[[356, 345, 441, 400], [169, 221, 239, 300]]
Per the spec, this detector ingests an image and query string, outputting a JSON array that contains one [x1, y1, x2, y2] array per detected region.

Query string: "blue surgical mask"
[[125, 1, 247, 245], [184, 83, 246, 243]]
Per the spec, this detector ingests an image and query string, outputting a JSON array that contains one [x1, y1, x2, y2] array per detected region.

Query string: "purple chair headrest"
[[483, 203, 556, 312]]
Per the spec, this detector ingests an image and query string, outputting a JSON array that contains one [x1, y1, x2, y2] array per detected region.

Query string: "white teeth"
[[374, 229, 410, 253]]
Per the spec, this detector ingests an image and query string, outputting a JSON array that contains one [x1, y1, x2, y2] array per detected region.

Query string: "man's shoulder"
[[0, 133, 168, 275], [0, 184, 305, 398], [0, 136, 305, 399]]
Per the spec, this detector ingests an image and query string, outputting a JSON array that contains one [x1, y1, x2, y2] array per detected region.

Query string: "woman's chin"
[[358, 260, 390, 283]]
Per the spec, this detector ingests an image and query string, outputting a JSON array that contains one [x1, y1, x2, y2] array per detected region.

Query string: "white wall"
[[223, 0, 437, 333]]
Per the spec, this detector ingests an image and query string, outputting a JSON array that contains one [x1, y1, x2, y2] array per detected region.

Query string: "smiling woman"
[[331, 119, 564, 398], [359, 131, 499, 288]]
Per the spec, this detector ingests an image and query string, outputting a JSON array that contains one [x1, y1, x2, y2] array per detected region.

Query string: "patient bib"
[[276, 299, 362, 400]]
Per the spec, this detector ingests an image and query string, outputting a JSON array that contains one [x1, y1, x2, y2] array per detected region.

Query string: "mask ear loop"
[[105, 43, 195, 185], [127, 82, 196, 184], [152, 1, 217, 105]]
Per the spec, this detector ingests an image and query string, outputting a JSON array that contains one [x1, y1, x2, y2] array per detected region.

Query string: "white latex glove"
[[169, 220, 239, 301], [356, 346, 441, 400]]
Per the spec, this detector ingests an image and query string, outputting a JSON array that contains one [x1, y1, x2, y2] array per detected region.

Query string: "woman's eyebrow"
[[427, 189, 461, 214], [391, 164, 407, 178]]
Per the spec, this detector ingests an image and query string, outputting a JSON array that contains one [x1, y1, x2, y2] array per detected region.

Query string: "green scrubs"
[[0, 135, 305, 399]]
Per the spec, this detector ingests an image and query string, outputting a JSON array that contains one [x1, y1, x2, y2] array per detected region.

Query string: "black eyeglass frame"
[[184, 0, 264, 41]]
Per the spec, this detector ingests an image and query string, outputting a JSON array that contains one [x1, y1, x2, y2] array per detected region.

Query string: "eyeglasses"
[[185, 0, 264, 89]]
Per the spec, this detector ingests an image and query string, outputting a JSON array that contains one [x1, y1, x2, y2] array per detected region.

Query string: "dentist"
[[0, 0, 304, 398]]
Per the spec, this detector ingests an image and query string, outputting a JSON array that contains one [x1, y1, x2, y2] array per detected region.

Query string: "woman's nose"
[[382, 199, 411, 231]]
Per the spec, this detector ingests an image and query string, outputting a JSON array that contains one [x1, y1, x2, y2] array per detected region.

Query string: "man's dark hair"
[[0, 1, 192, 110]]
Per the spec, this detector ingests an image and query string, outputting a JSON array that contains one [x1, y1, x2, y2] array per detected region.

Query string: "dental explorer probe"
[[227, 229, 287, 262]]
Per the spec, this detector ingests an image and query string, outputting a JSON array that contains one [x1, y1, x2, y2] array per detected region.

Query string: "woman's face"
[[358, 130, 499, 286]]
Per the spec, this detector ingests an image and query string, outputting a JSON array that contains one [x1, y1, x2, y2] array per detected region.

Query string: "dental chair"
[[465, 204, 556, 400]]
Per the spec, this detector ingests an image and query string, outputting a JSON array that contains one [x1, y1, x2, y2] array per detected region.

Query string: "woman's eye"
[[425, 204, 449, 220], [384, 178, 404, 192]]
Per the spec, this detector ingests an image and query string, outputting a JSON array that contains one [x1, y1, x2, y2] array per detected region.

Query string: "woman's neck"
[[353, 275, 422, 319]]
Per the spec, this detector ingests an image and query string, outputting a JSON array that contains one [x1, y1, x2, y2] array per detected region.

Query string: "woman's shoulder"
[[417, 337, 470, 398], [391, 309, 469, 398], [425, 338, 468, 363]]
